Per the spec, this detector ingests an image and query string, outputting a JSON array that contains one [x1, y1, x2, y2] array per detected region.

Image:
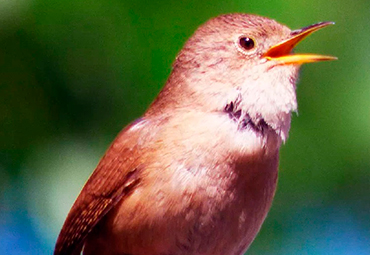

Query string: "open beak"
[[264, 21, 337, 65]]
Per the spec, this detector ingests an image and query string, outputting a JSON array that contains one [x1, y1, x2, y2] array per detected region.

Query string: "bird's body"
[[54, 14, 335, 255], [83, 112, 279, 255]]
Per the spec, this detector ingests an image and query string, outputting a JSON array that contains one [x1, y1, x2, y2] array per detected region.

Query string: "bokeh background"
[[1, 0, 369, 254]]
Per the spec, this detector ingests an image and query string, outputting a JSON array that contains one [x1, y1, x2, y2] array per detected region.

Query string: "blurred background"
[[1, 0, 369, 254]]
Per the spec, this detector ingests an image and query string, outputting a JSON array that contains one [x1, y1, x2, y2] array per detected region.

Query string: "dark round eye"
[[239, 37, 255, 51]]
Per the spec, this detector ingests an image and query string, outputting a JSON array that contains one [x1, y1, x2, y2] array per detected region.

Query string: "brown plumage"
[[54, 13, 335, 255]]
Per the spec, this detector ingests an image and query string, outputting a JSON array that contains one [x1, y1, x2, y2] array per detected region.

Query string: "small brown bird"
[[54, 14, 335, 255]]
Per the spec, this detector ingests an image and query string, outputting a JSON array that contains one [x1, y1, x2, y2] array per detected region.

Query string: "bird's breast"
[[85, 153, 278, 255], [84, 112, 280, 255]]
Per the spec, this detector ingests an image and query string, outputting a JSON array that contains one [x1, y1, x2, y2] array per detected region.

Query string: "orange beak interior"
[[264, 21, 337, 65]]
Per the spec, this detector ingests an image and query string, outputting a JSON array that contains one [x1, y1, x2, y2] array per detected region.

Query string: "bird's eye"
[[238, 37, 255, 51]]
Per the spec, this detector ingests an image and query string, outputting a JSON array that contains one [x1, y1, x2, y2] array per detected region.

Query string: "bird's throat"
[[224, 101, 270, 134]]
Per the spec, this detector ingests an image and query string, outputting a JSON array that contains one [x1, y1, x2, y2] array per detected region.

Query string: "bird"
[[54, 13, 336, 255]]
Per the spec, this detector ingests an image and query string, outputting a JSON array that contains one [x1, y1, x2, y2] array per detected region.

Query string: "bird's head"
[[151, 14, 336, 141]]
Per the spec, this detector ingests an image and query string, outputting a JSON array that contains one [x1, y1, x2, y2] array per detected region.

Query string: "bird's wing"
[[54, 119, 148, 255]]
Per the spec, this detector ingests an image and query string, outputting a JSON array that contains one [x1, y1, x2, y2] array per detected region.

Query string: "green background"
[[1, 0, 369, 254]]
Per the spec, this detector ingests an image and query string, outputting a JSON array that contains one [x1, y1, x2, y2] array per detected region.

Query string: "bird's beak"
[[264, 21, 337, 65]]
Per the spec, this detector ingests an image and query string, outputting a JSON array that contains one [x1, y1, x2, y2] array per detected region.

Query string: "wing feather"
[[54, 120, 147, 255]]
